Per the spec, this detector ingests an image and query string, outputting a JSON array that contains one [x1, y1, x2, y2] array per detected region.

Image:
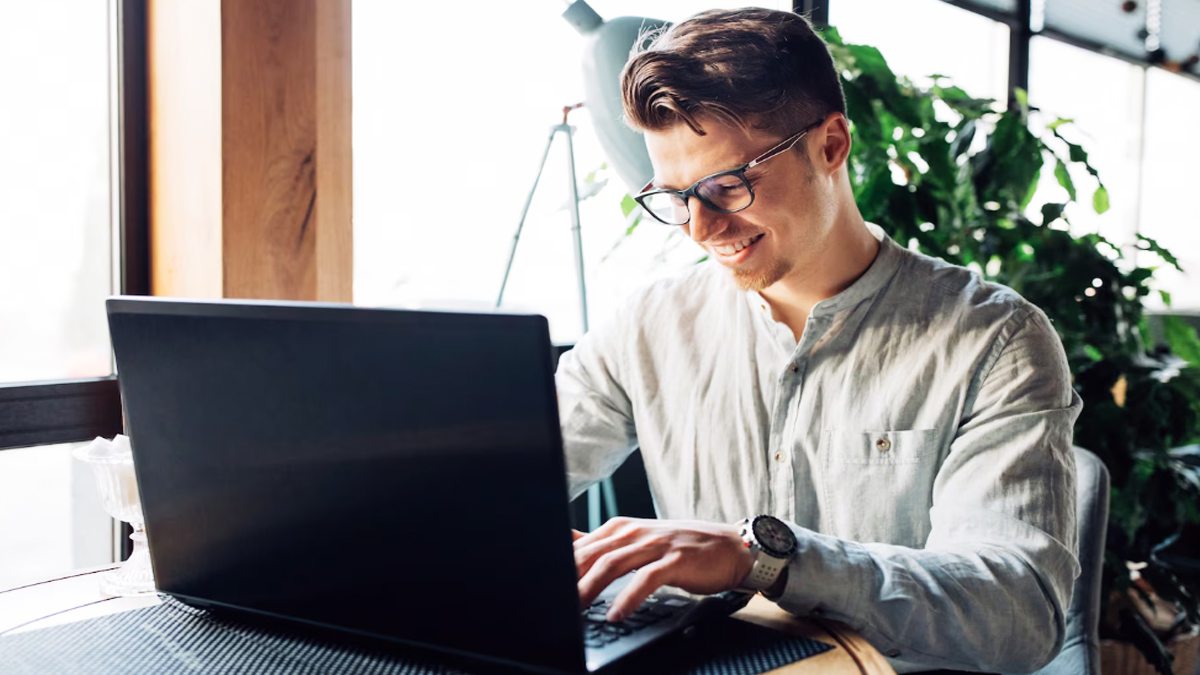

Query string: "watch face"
[[753, 516, 797, 557]]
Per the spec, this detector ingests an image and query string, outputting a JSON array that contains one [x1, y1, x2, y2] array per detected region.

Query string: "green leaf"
[[624, 213, 642, 237], [1048, 117, 1074, 131], [1013, 87, 1028, 108], [1054, 159, 1077, 202], [1084, 345, 1104, 362], [1160, 290, 1173, 307], [620, 194, 638, 218], [819, 25, 844, 45], [1020, 164, 1042, 210], [1041, 202, 1067, 226], [1137, 234, 1185, 272], [1163, 316, 1200, 366], [1093, 184, 1110, 215], [1067, 141, 1088, 165]]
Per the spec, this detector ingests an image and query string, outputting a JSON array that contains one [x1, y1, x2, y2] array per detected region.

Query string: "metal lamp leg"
[[497, 110, 620, 533]]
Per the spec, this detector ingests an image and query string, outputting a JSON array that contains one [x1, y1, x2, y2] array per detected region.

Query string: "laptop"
[[106, 296, 750, 674]]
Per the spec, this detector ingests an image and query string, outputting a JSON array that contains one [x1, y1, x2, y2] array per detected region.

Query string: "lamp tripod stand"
[[495, 103, 619, 532]]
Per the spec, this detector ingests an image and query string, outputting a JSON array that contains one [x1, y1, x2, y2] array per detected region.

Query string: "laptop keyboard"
[[581, 594, 693, 648]]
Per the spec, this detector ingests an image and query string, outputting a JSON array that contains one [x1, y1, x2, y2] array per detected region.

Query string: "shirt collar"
[[743, 222, 904, 320]]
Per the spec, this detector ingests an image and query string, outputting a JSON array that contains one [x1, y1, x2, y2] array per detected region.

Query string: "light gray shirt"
[[556, 224, 1082, 673]]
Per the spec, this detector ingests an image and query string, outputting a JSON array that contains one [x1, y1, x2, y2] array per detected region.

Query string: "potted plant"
[[814, 27, 1200, 674]]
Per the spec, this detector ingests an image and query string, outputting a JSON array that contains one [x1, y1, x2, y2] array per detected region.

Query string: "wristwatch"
[[737, 515, 798, 592]]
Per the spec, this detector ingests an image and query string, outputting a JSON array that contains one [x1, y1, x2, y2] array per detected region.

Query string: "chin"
[[730, 261, 789, 292]]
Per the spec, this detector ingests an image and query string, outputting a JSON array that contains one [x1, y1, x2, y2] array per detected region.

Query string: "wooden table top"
[[0, 567, 894, 674]]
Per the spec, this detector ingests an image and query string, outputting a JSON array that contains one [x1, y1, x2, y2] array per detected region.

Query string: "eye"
[[708, 177, 745, 192]]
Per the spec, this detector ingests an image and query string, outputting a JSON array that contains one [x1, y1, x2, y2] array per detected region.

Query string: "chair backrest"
[[1029, 446, 1110, 675]]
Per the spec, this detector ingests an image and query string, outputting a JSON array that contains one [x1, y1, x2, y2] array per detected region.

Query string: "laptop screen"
[[108, 298, 586, 673]]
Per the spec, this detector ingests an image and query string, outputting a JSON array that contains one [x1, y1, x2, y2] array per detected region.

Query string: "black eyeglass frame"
[[633, 120, 823, 226]]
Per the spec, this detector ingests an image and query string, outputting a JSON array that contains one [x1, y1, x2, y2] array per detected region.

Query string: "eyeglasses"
[[634, 121, 821, 226]]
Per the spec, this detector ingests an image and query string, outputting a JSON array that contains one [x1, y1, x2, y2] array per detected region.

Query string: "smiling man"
[[554, 7, 1082, 674]]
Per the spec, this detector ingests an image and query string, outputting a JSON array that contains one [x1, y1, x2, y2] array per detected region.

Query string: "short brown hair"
[[621, 8, 846, 137]]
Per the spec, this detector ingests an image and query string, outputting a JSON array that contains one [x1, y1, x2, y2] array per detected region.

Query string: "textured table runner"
[[1, 597, 833, 674]]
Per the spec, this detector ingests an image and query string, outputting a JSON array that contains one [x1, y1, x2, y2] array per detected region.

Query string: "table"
[[0, 567, 894, 674]]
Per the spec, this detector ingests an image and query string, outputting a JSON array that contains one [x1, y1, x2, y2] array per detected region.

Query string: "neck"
[[758, 212, 880, 339]]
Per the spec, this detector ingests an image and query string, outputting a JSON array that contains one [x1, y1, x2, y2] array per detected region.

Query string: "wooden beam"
[[148, 0, 223, 297], [148, 0, 352, 301], [314, 0, 353, 302]]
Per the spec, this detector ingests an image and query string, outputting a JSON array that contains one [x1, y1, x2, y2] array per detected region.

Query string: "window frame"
[[0, 0, 147, 455]]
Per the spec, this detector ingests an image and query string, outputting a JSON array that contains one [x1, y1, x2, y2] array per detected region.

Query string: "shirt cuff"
[[772, 523, 875, 621]]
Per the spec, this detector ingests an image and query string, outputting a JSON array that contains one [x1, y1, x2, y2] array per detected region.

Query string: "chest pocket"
[[820, 428, 941, 545]]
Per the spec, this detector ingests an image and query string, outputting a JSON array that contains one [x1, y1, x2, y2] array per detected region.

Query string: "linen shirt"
[[555, 223, 1082, 673]]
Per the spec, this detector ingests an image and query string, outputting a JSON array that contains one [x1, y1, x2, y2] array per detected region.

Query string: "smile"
[[712, 233, 765, 257]]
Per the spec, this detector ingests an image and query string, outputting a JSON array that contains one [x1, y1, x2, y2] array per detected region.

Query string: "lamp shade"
[[565, 1, 667, 193]]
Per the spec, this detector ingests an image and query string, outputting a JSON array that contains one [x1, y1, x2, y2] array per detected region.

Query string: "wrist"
[[735, 515, 797, 593], [763, 565, 789, 599]]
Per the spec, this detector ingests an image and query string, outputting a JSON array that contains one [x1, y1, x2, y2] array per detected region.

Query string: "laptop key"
[[622, 615, 650, 628], [641, 605, 677, 619], [601, 623, 633, 636]]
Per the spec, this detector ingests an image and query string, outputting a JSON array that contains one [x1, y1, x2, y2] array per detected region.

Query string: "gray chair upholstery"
[[1030, 446, 1110, 675]]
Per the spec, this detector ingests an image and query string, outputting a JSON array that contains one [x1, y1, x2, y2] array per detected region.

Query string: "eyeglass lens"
[[642, 173, 753, 225]]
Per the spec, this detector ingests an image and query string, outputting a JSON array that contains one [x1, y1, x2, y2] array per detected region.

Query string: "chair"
[[1030, 446, 1110, 675]]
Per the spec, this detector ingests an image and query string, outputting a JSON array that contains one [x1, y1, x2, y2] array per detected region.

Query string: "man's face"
[[643, 117, 836, 292]]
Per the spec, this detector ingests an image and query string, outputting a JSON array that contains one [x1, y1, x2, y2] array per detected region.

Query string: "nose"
[[685, 197, 726, 245]]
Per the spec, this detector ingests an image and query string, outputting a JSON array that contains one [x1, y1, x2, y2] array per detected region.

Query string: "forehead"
[[643, 118, 778, 190]]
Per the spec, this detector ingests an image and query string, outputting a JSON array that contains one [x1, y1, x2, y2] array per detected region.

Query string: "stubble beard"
[[730, 256, 792, 291]]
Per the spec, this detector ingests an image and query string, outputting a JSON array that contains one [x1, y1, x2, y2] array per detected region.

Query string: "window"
[[1138, 68, 1200, 310], [0, 2, 114, 384], [828, 0, 1010, 104], [1026, 36, 1145, 249], [353, 1, 788, 344], [0, 444, 109, 588], [0, 0, 142, 588]]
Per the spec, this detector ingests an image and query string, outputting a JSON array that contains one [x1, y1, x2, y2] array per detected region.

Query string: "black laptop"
[[106, 297, 749, 674]]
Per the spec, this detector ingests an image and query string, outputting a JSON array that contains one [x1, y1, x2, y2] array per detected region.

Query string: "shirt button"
[[885, 649, 902, 658], [788, 364, 799, 373], [875, 437, 892, 453], [774, 451, 785, 463]]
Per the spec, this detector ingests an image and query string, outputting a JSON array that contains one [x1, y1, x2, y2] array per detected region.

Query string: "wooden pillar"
[[148, 0, 352, 301]]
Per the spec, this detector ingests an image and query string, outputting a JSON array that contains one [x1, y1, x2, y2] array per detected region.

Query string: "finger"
[[572, 529, 586, 541], [572, 516, 632, 550], [608, 557, 676, 622], [574, 519, 647, 578], [577, 545, 663, 609], [574, 529, 641, 579]]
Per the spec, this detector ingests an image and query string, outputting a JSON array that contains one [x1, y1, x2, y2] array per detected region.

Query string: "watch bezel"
[[751, 515, 797, 557]]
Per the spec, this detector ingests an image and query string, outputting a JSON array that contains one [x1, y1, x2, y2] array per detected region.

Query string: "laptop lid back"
[[107, 297, 586, 673]]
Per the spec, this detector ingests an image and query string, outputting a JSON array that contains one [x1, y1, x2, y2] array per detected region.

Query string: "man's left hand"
[[573, 517, 754, 622]]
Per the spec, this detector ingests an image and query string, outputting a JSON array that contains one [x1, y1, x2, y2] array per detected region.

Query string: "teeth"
[[714, 234, 760, 256]]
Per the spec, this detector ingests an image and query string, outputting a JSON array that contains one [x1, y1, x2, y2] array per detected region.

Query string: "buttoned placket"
[[765, 312, 829, 523]]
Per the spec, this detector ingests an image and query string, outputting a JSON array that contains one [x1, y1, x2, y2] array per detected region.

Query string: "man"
[[555, 8, 1082, 674]]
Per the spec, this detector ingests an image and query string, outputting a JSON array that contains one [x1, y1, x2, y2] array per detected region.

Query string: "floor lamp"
[[494, 103, 619, 532]]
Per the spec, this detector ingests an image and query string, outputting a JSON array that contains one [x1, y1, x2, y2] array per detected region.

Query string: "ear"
[[811, 112, 852, 178]]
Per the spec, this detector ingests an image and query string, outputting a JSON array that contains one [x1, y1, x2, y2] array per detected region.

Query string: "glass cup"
[[73, 435, 155, 596]]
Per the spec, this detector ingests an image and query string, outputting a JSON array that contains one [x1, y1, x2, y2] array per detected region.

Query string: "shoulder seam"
[[975, 304, 1038, 389]]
